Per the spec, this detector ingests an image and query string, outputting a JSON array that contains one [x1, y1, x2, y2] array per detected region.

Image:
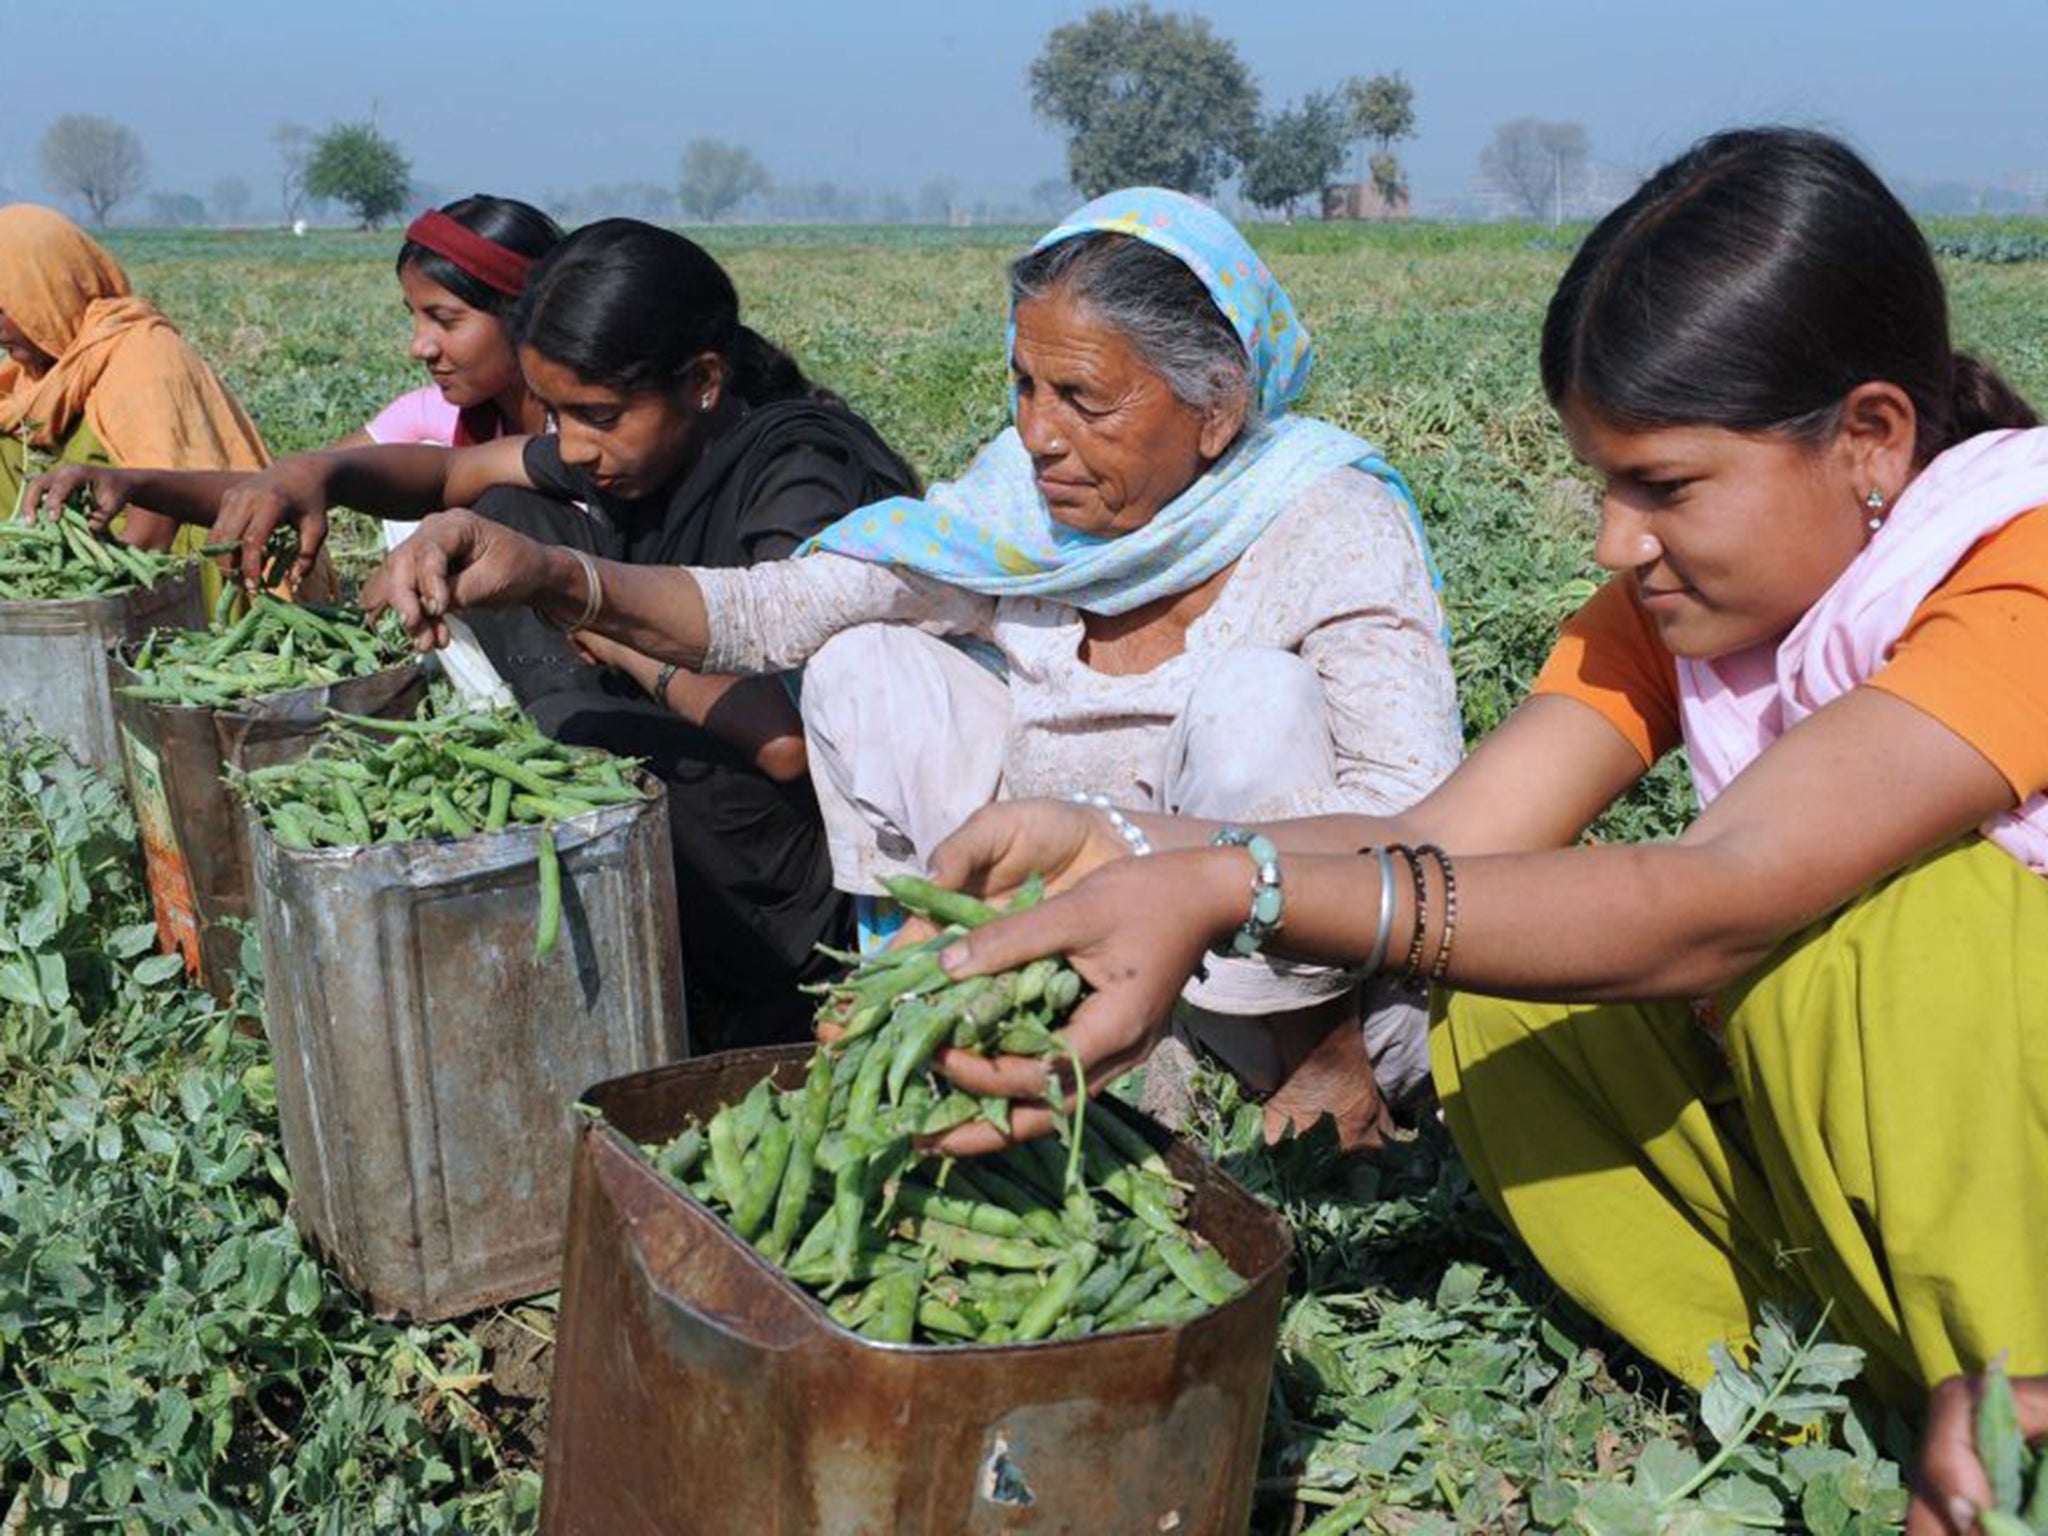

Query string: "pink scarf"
[[1677, 427, 2048, 874]]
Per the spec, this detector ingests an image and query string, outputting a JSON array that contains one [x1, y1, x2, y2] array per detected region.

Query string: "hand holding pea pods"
[[639, 871, 1245, 1348], [0, 495, 187, 600], [231, 707, 650, 961]]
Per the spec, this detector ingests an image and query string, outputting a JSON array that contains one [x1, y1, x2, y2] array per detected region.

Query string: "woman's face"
[[398, 262, 521, 410], [519, 346, 706, 502], [1011, 291, 1242, 536], [1563, 398, 1883, 659], [0, 301, 55, 377]]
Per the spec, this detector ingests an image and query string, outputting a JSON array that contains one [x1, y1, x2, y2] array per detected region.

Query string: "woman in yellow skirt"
[[866, 129, 2048, 1531]]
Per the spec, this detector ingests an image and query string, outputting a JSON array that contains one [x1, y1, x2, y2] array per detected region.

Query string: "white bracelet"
[[1363, 845, 1397, 975], [1067, 792, 1152, 858]]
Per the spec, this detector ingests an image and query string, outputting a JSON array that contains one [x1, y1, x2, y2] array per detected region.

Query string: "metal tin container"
[[0, 569, 205, 776], [110, 650, 430, 999], [251, 783, 689, 1321], [542, 1047, 1293, 1535]]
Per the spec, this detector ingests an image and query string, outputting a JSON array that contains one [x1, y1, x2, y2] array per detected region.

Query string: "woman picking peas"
[[897, 130, 2047, 1533]]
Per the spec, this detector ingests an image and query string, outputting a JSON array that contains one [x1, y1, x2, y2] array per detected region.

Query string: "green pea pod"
[[1977, 1514, 2034, 1536], [1154, 1234, 1236, 1307], [484, 776, 513, 832], [915, 1219, 1062, 1272], [762, 1050, 835, 1264], [1011, 1242, 1097, 1342], [916, 1298, 980, 1341], [888, 994, 967, 1103], [653, 1127, 703, 1182], [533, 825, 562, 961], [1098, 1260, 1171, 1325], [893, 1182, 1026, 1239], [1979, 1359, 2028, 1516], [731, 1111, 792, 1243], [706, 1108, 747, 1213], [880, 874, 999, 930], [829, 1146, 870, 1285], [865, 1255, 923, 1344]]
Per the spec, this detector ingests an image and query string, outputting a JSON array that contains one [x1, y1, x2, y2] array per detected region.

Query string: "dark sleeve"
[[521, 434, 592, 504], [734, 444, 871, 564]]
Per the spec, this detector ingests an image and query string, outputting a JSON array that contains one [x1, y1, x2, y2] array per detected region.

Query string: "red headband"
[[403, 209, 534, 296]]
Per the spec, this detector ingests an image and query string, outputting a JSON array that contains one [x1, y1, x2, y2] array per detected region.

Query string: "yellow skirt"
[[1431, 837, 2048, 1406]]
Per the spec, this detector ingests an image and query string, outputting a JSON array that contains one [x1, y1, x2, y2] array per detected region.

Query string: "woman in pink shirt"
[[337, 194, 562, 454]]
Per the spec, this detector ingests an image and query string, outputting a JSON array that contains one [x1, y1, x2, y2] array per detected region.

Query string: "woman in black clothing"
[[32, 219, 920, 1044]]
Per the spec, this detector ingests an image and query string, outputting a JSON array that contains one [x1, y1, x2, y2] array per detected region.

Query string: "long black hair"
[[511, 218, 817, 404], [394, 194, 564, 318], [1541, 128, 2037, 462]]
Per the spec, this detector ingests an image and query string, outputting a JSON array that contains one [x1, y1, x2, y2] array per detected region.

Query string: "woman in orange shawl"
[[0, 204, 268, 561]]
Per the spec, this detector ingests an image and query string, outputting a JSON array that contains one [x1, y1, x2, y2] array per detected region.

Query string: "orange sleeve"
[[1866, 507, 2048, 801], [1530, 578, 1682, 768]]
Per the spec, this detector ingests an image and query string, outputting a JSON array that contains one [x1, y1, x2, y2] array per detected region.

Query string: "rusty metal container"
[[250, 784, 689, 1321], [542, 1047, 1293, 1535], [109, 648, 430, 999], [0, 569, 204, 776]]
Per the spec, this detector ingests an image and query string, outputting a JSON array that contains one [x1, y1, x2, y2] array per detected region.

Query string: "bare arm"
[[570, 628, 809, 783]]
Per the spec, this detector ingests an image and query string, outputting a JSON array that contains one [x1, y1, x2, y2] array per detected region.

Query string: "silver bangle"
[[1364, 845, 1397, 975], [544, 546, 603, 633], [1067, 792, 1152, 858]]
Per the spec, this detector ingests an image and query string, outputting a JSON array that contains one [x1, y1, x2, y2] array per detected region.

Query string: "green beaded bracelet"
[[1211, 826, 1284, 957]]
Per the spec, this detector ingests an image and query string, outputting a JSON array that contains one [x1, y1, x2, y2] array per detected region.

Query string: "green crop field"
[[4, 222, 2044, 1532]]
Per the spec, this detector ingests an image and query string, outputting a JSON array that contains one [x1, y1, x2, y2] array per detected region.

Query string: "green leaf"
[[132, 951, 188, 986], [1700, 1473, 1785, 1523], [108, 921, 158, 959], [285, 1258, 324, 1318], [0, 955, 43, 1009], [1979, 1359, 2027, 1513], [1631, 1439, 1700, 1502], [1573, 1479, 1662, 1536], [36, 951, 69, 1010]]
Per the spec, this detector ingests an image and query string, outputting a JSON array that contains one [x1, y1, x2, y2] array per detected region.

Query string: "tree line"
[[26, 7, 1603, 232]]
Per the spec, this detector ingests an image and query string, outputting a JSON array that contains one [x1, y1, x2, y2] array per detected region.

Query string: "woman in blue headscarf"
[[367, 189, 1462, 1146]]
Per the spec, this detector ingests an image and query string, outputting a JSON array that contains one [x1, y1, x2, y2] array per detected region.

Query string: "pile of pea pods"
[[645, 876, 1247, 1346]]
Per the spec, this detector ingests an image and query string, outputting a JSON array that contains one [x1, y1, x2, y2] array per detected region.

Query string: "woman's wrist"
[[534, 543, 594, 625], [1188, 845, 1259, 951]]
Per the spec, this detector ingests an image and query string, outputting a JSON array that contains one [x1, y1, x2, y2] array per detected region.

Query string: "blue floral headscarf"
[[805, 187, 1443, 620]]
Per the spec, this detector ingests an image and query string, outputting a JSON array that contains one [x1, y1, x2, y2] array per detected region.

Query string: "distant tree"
[[1029, 4, 1260, 197], [272, 122, 316, 224], [145, 191, 207, 228], [39, 114, 148, 225], [878, 190, 913, 224], [1345, 71, 1416, 198], [209, 175, 252, 226], [303, 121, 411, 228], [916, 177, 961, 223], [678, 138, 770, 223], [1480, 118, 1590, 223], [1241, 91, 1349, 220]]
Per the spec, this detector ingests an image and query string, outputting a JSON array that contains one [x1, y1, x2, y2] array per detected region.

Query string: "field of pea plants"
[[3, 219, 2044, 1532]]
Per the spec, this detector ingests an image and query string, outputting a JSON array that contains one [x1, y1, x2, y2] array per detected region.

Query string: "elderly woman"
[[0, 204, 267, 604], [367, 189, 1463, 1143]]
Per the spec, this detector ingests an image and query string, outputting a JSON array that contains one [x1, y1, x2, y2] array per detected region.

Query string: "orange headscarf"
[[0, 204, 268, 471]]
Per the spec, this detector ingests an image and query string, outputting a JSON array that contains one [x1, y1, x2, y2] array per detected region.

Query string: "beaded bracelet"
[[1363, 845, 1398, 976], [650, 661, 681, 707], [1211, 826, 1284, 957], [1422, 844, 1460, 982], [1066, 792, 1153, 858]]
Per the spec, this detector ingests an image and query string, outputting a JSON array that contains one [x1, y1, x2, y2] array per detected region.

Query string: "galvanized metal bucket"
[[0, 568, 205, 776], [109, 649, 430, 1000], [542, 1047, 1293, 1535], [251, 782, 690, 1322]]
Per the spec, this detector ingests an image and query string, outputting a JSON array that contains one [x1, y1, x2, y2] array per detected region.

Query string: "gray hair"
[[1007, 232, 1253, 418]]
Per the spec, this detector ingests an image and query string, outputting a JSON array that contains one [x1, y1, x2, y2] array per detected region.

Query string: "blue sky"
[[5, 0, 2044, 215]]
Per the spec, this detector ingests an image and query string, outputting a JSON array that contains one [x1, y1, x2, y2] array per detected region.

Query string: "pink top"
[[363, 385, 505, 448]]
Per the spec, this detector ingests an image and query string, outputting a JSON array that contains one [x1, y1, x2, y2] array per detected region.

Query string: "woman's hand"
[[926, 846, 1242, 1155], [926, 799, 1140, 909], [1910, 1371, 2048, 1534], [20, 465, 136, 528], [362, 508, 560, 652], [213, 459, 331, 591]]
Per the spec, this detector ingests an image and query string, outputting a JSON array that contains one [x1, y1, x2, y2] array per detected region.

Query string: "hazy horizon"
[[7, 0, 2046, 223]]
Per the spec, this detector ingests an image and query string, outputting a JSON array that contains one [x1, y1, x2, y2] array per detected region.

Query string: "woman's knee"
[[1167, 647, 1331, 815]]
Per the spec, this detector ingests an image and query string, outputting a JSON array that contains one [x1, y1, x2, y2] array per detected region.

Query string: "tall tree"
[[38, 114, 147, 226], [303, 122, 412, 229], [1480, 118, 1590, 223], [1345, 71, 1416, 204], [146, 192, 206, 228], [1241, 91, 1349, 220], [209, 175, 252, 226], [272, 122, 315, 225], [1029, 4, 1260, 197], [678, 138, 770, 223]]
